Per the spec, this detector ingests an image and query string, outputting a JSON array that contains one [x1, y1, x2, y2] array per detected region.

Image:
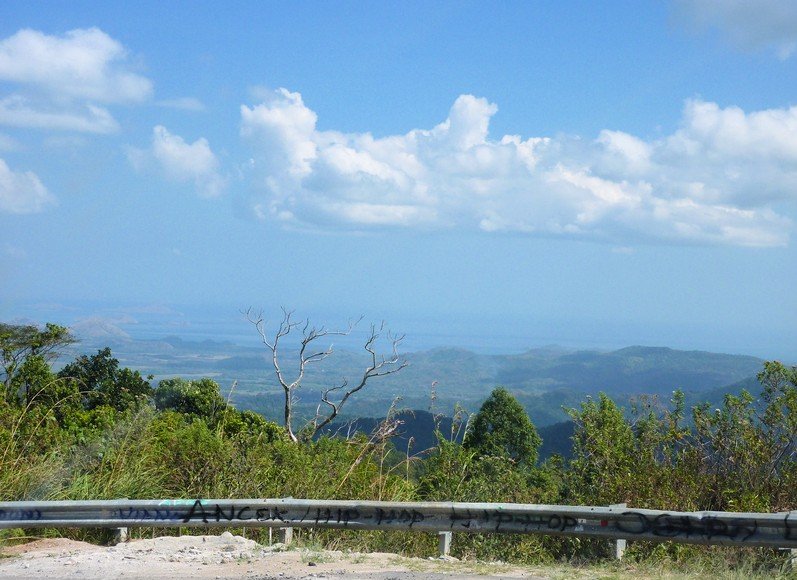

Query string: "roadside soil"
[[0, 532, 549, 579]]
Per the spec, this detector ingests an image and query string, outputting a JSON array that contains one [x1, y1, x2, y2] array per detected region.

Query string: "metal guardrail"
[[1, 498, 796, 549]]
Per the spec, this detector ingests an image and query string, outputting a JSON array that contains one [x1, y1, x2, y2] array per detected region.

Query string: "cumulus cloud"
[[129, 125, 226, 198], [241, 88, 318, 178], [241, 89, 795, 247], [0, 28, 151, 133], [0, 158, 55, 214], [0, 28, 152, 102], [675, 0, 797, 58]]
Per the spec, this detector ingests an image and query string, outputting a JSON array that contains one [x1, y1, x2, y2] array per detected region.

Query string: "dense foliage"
[[463, 386, 542, 468], [1, 322, 795, 573]]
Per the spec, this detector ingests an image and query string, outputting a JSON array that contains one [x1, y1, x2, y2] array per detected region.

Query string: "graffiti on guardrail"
[[448, 508, 579, 532], [106, 501, 797, 543], [4, 499, 796, 548], [613, 512, 757, 541], [110, 501, 591, 533], [124, 501, 428, 527], [0, 509, 41, 521], [114, 507, 185, 522], [784, 512, 796, 540]]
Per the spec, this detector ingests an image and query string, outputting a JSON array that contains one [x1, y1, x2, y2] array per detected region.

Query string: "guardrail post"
[[438, 531, 452, 557], [788, 512, 797, 572], [112, 497, 129, 544], [781, 548, 797, 572], [278, 526, 293, 545], [113, 527, 128, 544], [610, 503, 627, 560]]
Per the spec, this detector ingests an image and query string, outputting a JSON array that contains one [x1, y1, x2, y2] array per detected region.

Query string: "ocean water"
[[5, 299, 791, 359]]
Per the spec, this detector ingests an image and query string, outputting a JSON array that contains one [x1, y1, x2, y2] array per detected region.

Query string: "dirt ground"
[[0, 532, 549, 579]]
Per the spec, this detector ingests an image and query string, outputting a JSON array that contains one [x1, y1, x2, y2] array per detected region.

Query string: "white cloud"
[[129, 125, 226, 198], [675, 0, 797, 58], [0, 95, 118, 134], [0, 158, 55, 214], [673, 100, 797, 162], [241, 88, 318, 178], [0, 28, 152, 102], [241, 89, 795, 247], [0, 28, 152, 133]]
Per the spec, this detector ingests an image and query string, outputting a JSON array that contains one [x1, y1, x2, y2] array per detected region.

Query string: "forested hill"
[[72, 335, 768, 428], [390, 343, 763, 397], [319, 409, 575, 461], [489, 345, 763, 394]]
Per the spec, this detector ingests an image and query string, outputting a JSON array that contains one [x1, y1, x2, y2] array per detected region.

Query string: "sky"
[[0, 0, 795, 359]]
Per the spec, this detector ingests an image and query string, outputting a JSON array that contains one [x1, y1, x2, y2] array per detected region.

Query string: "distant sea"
[[4, 299, 793, 360]]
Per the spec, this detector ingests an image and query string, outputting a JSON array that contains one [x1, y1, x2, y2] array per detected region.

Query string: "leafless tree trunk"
[[246, 308, 408, 443]]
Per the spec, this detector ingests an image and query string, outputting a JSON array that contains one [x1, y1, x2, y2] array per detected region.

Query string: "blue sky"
[[0, 1, 795, 358]]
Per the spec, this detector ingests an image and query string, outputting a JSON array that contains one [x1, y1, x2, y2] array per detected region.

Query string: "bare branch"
[[247, 308, 407, 443], [310, 327, 408, 437]]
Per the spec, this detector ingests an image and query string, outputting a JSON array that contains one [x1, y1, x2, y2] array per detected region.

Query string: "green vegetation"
[[2, 322, 75, 402], [1, 321, 796, 576], [65, 335, 765, 429], [463, 386, 542, 468]]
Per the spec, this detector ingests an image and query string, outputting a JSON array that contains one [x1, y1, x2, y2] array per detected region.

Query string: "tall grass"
[[0, 395, 68, 501]]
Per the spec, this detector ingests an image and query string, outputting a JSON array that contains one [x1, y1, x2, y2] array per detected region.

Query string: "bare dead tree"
[[245, 308, 408, 443]]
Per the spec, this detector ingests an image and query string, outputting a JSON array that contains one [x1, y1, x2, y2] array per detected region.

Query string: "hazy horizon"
[[3, 298, 792, 361]]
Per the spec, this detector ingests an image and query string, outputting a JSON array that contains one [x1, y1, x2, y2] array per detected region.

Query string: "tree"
[[8, 354, 84, 427], [685, 360, 797, 511], [58, 347, 152, 412], [247, 308, 407, 443], [565, 393, 638, 505], [463, 387, 542, 468], [1, 322, 75, 402], [154, 377, 228, 422]]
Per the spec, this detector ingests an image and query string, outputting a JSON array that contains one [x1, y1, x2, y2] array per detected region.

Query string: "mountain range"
[[68, 334, 772, 429]]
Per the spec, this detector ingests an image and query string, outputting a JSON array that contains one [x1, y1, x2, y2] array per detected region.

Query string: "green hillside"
[[67, 335, 769, 427]]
